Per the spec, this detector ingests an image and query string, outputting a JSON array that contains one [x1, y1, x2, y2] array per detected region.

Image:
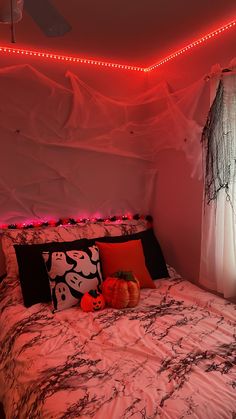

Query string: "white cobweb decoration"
[[0, 63, 209, 223]]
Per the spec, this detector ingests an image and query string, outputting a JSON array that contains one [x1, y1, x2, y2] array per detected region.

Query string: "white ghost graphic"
[[89, 245, 99, 262], [54, 282, 78, 311], [65, 272, 98, 294], [48, 252, 73, 279], [66, 250, 97, 276]]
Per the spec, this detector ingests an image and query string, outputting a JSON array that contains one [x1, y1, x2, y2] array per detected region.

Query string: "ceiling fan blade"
[[24, 0, 71, 37]]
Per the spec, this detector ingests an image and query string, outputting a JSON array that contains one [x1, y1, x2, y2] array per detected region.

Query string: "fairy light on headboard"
[[0, 19, 235, 72], [0, 214, 153, 230]]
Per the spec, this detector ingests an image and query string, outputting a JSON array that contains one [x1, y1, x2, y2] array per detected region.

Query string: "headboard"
[[0, 214, 152, 279]]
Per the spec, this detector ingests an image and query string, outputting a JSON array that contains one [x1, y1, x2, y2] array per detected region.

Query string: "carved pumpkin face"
[[80, 290, 105, 312]]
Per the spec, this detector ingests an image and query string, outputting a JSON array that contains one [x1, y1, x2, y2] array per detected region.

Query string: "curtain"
[[200, 70, 236, 298]]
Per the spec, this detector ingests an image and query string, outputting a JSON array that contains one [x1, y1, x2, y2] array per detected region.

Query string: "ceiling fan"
[[0, 0, 71, 40]]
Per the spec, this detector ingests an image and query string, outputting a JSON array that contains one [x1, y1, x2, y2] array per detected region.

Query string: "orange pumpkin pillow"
[[96, 239, 156, 289]]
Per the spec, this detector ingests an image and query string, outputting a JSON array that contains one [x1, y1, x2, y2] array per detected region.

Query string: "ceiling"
[[0, 0, 236, 67]]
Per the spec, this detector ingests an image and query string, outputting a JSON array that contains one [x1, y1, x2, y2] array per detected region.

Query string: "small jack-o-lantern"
[[80, 289, 105, 312]]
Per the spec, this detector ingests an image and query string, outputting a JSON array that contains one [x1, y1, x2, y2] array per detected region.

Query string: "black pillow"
[[91, 228, 169, 280], [14, 239, 89, 308]]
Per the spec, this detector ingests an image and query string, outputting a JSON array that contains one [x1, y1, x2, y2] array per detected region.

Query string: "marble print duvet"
[[0, 274, 236, 419]]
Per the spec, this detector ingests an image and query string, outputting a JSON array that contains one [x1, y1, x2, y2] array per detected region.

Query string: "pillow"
[[2, 219, 147, 279], [95, 228, 169, 280], [14, 239, 89, 307], [43, 244, 103, 312], [96, 239, 156, 289]]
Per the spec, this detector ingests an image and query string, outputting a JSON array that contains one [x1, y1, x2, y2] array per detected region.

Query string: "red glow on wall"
[[0, 19, 235, 72]]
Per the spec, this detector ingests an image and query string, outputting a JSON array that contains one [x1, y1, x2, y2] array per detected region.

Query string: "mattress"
[[0, 271, 236, 419]]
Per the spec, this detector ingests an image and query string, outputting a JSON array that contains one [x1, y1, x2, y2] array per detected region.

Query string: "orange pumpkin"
[[102, 271, 140, 309], [80, 290, 105, 312]]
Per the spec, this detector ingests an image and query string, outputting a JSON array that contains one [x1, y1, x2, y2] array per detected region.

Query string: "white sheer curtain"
[[200, 71, 236, 298]]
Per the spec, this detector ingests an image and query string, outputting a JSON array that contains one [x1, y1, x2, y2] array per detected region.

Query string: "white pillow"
[[1, 219, 147, 279]]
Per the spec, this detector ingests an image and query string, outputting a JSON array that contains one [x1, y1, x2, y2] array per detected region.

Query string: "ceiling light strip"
[[147, 20, 236, 71], [0, 46, 146, 72], [0, 19, 235, 72]]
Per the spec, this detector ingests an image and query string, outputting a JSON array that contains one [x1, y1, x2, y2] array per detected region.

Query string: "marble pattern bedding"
[[0, 273, 236, 419], [1, 219, 148, 279]]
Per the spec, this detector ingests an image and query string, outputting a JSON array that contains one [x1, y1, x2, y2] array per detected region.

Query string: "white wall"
[[0, 53, 153, 224], [148, 26, 236, 282], [0, 24, 236, 282]]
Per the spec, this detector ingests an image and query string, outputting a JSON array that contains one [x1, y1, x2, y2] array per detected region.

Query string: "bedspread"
[[0, 275, 236, 419]]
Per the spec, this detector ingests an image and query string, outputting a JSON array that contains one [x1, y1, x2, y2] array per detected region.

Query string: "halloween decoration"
[[1, 213, 150, 230], [80, 289, 105, 312], [102, 271, 140, 309]]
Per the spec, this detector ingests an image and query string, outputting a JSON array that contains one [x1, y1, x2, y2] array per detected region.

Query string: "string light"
[[0, 214, 153, 230], [0, 46, 145, 72], [147, 20, 236, 71], [0, 19, 235, 72]]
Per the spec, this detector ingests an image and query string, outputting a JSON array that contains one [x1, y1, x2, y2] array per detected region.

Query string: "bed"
[[0, 218, 236, 419]]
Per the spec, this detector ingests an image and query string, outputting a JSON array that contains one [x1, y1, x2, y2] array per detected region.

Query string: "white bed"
[[0, 220, 235, 418]]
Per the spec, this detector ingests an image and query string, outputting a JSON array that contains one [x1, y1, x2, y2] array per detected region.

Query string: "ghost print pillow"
[[43, 245, 102, 312]]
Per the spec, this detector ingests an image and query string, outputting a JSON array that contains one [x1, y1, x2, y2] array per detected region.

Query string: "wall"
[[0, 24, 236, 283], [0, 51, 148, 96], [152, 150, 203, 282], [0, 53, 155, 275], [0, 53, 154, 226], [148, 26, 236, 282]]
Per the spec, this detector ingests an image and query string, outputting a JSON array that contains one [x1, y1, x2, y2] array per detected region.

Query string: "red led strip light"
[[0, 46, 145, 72], [0, 19, 235, 72], [147, 20, 236, 71]]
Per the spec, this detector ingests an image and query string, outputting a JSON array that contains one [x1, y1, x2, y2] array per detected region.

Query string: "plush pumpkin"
[[80, 290, 105, 312], [102, 271, 140, 309]]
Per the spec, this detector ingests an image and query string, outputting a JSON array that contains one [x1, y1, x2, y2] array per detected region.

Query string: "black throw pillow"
[[14, 239, 89, 308], [91, 228, 169, 280]]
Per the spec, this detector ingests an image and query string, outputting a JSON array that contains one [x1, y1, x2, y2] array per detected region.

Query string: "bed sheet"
[[0, 274, 236, 419]]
